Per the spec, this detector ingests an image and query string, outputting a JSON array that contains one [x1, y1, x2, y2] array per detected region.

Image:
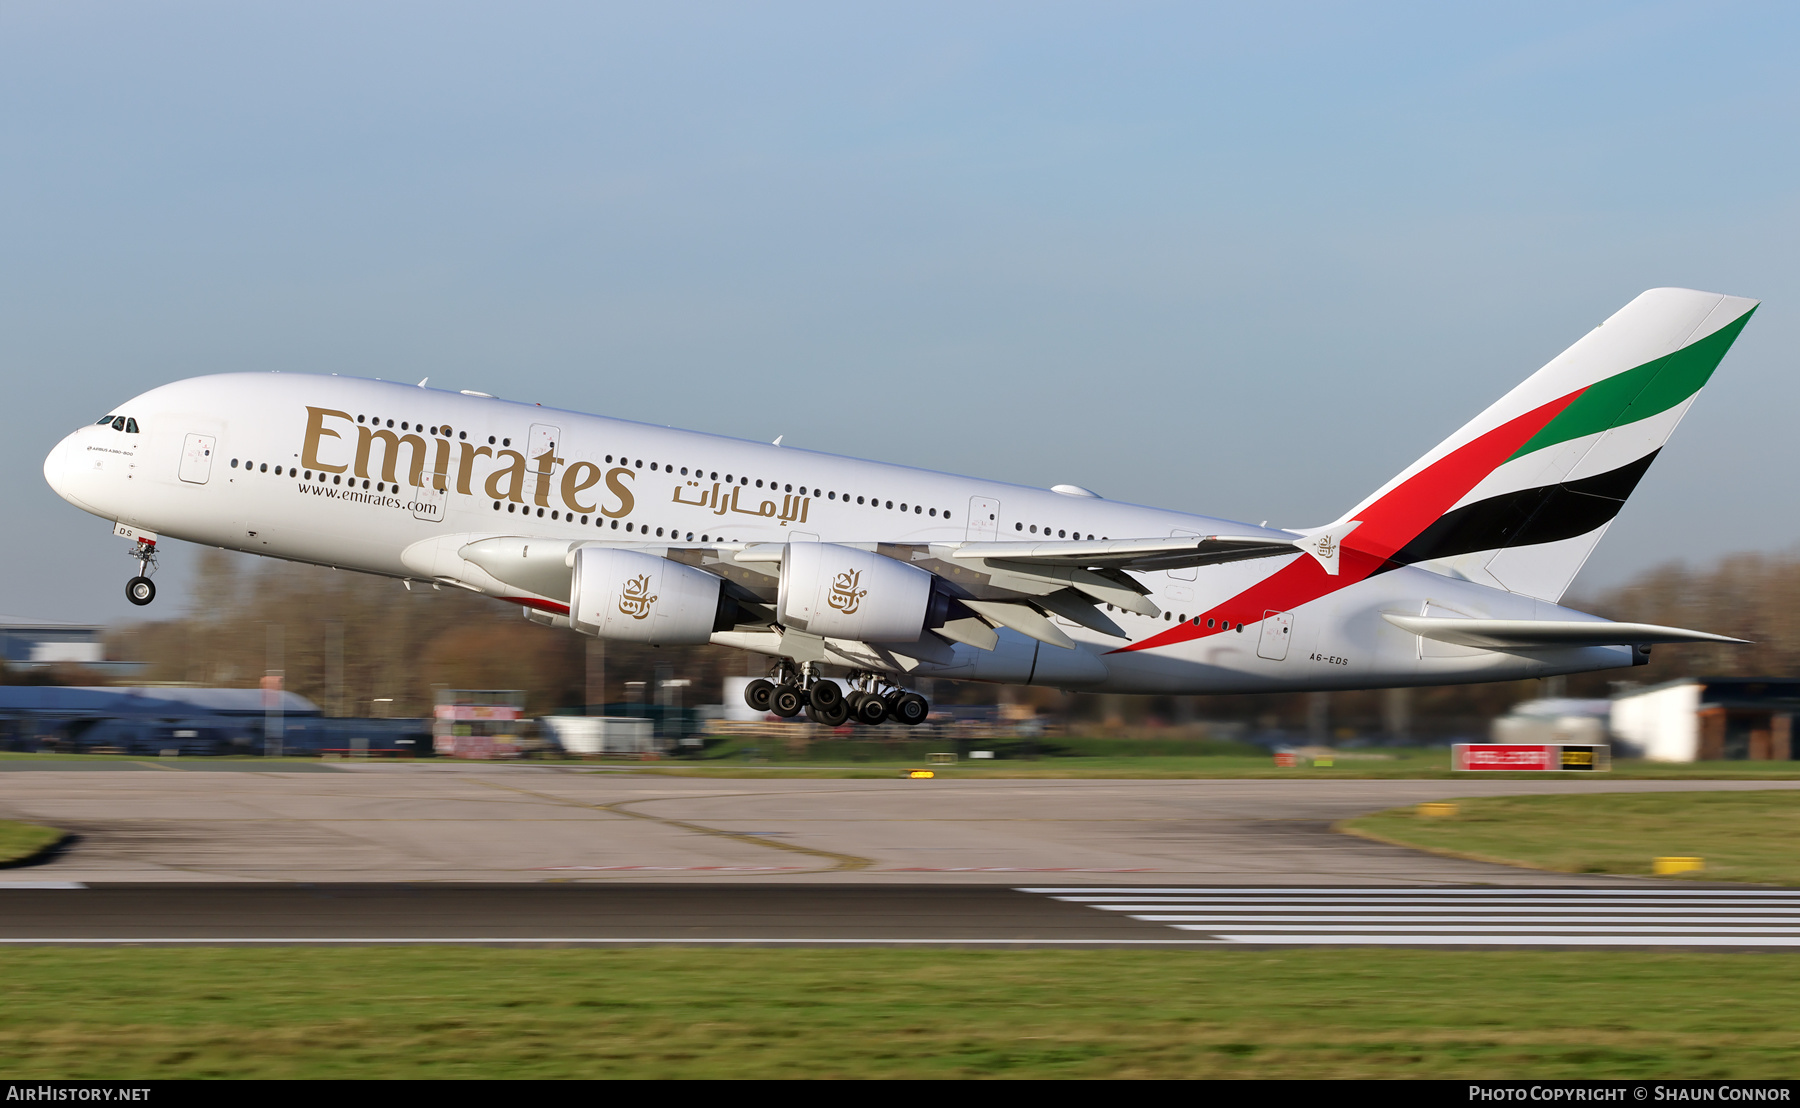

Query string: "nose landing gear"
[[125, 538, 158, 606], [740, 662, 930, 728]]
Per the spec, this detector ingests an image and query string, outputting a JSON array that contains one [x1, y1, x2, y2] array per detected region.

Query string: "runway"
[[5, 762, 1798, 885], [3, 883, 1798, 947]]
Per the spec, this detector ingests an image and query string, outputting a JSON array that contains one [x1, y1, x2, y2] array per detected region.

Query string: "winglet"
[[1294, 521, 1361, 576]]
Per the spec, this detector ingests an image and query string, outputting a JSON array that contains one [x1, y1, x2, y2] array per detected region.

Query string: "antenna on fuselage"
[[416, 377, 429, 387]]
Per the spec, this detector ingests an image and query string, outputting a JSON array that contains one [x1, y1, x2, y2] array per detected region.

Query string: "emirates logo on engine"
[[827, 568, 866, 615], [618, 574, 657, 620]]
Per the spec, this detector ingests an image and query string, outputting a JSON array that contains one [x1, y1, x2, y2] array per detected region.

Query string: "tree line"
[[57, 545, 1800, 733]]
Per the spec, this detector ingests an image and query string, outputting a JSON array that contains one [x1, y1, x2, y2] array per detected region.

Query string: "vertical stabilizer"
[[1330, 288, 1757, 601]]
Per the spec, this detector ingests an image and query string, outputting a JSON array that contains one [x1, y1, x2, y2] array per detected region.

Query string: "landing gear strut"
[[125, 538, 158, 607], [740, 662, 929, 728]]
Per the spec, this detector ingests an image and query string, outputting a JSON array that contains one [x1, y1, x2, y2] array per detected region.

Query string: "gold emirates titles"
[[300, 406, 813, 525]]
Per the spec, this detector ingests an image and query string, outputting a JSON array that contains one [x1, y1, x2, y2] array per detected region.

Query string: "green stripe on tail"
[[1506, 306, 1756, 463]]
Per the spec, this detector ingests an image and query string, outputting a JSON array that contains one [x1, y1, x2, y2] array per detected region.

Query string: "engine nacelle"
[[569, 546, 729, 645], [778, 542, 933, 643]]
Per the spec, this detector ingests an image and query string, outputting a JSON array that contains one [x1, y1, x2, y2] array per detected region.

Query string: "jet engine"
[[569, 546, 738, 645], [777, 542, 934, 643]]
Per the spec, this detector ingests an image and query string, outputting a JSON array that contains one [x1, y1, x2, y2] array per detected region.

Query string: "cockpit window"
[[96, 415, 115, 425], [125, 418, 139, 434], [111, 417, 126, 431]]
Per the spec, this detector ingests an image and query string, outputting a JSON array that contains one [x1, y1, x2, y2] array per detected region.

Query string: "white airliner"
[[44, 287, 1754, 726]]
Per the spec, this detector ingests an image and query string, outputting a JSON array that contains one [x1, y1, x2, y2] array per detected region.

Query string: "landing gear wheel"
[[807, 680, 844, 711], [744, 679, 775, 713], [126, 576, 156, 606], [852, 693, 888, 726], [770, 685, 804, 719], [807, 697, 850, 727], [891, 692, 929, 726]]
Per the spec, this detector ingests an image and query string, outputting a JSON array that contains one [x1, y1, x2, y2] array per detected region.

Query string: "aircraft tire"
[[891, 692, 929, 726], [126, 576, 156, 606], [808, 680, 843, 711], [770, 686, 804, 718], [852, 694, 887, 726], [744, 679, 775, 713], [806, 697, 850, 727]]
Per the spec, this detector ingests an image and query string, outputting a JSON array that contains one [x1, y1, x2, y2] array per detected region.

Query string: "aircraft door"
[[529, 423, 562, 508], [1168, 529, 1200, 580], [1256, 610, 1293, 661], [410, 477, 446, 522], [178, 434, 215, 484], [966, 496, 999, 541]]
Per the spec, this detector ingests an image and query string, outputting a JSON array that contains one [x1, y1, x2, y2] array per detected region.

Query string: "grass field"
[[0, 820, 65, 866], [1342, 791, 1800, 884], [2, 947, 1799, 1078]]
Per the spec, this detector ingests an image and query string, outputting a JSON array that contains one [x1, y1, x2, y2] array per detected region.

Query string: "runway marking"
[[1027, 887, 1800, 947], [0, 882, 85, 889]]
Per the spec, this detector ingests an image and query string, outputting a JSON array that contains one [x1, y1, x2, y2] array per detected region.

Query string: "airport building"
[[0, 615, 144, 678], [0, 685, 429, 756], [1610, 677, 1800, 762]]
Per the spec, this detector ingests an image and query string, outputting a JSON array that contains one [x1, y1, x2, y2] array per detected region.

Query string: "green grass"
[[1342, 791, 1800, 884], [0, 820, 64, 865], [4, 948, 1800, 1078]]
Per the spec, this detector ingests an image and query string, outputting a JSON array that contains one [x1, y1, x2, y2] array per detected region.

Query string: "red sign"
[[433, 704, 522, 721], [1454, 744, 1555, 771]]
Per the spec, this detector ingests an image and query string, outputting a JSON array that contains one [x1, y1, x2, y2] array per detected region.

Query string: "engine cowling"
[[778, 542, 934, 643], [569, 546, 730, 645]]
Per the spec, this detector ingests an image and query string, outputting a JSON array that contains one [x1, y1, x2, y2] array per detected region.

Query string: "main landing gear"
[[125, 538, 158, 606], [742, 663, 929, 728]]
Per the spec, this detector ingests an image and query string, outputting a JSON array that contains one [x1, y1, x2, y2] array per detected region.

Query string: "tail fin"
[[1332, 287, 1757, 602]]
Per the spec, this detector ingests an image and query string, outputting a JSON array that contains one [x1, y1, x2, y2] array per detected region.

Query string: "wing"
[[951, 534, 1302, 574]]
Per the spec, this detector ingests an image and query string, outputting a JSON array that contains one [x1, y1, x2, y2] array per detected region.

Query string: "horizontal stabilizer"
[[1382, 614, 1749, 650]]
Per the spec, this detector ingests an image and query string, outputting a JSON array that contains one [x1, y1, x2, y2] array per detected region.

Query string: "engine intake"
[[569, 546, 735, 645], [778, 543, 933, 643]]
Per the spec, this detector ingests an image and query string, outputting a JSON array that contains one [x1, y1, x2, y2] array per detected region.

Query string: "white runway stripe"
[[1023, 886, 1800, 896], [1136, 915, 1800, 926], [1057, 897, 1800, 909], [1022, 886, 1800, 947]]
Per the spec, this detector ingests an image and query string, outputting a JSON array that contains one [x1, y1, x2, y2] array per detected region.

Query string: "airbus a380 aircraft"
[[44, 287, 1755, 726]]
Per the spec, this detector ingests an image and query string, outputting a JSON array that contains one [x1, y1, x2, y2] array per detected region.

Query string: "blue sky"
[[3, 2, 1796, 621]]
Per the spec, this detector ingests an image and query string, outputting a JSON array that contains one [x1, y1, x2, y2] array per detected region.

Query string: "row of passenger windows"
[[1103, 602, 1246, 631], [233, 459, 405, 493], [1018, 523, 1103, 540], [488, 500, 732, 541], [94, 415, 140, 433], [646, 461, 951, 519], [331, 430, 954, 520], [355, 414, 481, 442]]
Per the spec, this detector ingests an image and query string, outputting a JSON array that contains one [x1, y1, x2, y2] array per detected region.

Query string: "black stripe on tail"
[[1387, 451, 1658, 568]]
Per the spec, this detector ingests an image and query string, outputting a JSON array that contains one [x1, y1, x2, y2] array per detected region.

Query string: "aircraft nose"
[[43, 434, 72, 498], [43, 431, 94, 511]]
